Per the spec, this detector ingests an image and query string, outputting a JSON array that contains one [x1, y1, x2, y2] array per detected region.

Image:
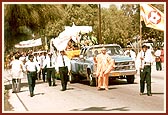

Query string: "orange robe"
[[94, 53, 115, 89]]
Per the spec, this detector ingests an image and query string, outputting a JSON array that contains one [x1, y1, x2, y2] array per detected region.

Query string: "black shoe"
[[147, 93, 152, 96], [53, 83, 56, 86], [61, 89, 66, 91]]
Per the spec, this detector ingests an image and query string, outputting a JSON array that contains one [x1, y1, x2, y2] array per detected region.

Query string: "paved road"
[[3, 65, 166, 113]]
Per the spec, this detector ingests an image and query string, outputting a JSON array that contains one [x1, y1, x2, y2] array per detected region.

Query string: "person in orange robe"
[[94, 47, 115, 90]]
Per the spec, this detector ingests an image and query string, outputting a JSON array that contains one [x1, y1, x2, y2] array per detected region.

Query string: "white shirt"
[[43, 55, 57, 69], [155, 50, 161, 57], [33, 56, 41, 65], [136, 49, 153, 69], [19, 56, 26, 62], [25, 60, 40, 72], [40, 55, 47, 68], [10, 59, 24, 79], [56, 54, 71, 72]]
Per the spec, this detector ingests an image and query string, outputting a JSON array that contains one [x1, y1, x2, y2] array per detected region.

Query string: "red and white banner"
[[140, 4, 165, 31], [15, 38, 42, 48]]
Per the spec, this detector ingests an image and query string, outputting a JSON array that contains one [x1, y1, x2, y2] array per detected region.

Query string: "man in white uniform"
[[136, 45, 153, 96]]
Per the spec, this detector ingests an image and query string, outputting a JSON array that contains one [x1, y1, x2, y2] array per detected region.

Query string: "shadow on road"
[[71, 106, 129, 111], [78, 79, 137, 87], [34, 92, 45, 96], [151, 92, 164, 95]]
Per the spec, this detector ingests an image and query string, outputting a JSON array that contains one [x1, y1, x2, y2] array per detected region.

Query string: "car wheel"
[[126, 75, 135, 84], [89, 73, 96, 86]]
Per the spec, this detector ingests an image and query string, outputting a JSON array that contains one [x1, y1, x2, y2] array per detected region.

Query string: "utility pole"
[[98, 4, 102, 44]]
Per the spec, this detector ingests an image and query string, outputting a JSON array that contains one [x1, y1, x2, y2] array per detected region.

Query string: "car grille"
[[92, 61, 135, 73], [114, 61, 135, 71]]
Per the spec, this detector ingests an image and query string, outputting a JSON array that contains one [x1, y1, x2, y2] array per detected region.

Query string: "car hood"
[[86, 55, 133, 63], [111, 55, 133, 62]]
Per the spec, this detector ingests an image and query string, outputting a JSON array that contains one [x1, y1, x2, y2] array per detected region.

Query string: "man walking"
[[40, 52, 47, 82], [43, 52, 57, 86], [56, 50, 71, 91], [25, 55, 40, 97]]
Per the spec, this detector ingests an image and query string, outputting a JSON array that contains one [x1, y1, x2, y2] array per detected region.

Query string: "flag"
[[53, 36, 71, 51], [140, 4, 165, 31]]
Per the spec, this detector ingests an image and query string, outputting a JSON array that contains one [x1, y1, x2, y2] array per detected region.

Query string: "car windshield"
[[86, 46, 124, 57]]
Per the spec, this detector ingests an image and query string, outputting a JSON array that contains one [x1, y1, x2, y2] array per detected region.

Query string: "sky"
[[101, 2, 122, 9]]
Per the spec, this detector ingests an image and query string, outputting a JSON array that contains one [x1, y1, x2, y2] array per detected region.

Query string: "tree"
[[101, 5, 133, 47], [64, 4, 98, 31], [4, 4, 65, 50], [4, 3, 164, 52]]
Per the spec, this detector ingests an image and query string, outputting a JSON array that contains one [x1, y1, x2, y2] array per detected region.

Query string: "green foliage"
[[4, 3, 164, 51], [101, 5, 133, 46], [4, 4, 65, 50]]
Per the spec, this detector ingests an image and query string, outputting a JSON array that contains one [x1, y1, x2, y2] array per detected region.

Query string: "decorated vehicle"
[[66, 50, 80, 59], [69, 44, 137, 86]]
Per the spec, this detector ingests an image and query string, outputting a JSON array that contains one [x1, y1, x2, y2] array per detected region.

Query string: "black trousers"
[[42, 67, 47, 82], [140, 65, 151, 94], [59, 66, 68, 90], [156, 61, 162, 71], [47, 68, 56, 86], [27, 72, 37, 95]]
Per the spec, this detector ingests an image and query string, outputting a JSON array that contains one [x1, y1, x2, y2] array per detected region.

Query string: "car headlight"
[[129, 61, 135, 69]]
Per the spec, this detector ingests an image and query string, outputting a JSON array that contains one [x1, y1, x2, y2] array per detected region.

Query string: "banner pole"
[[139, 3, 142, 52], [140, 4, 143, 68]]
